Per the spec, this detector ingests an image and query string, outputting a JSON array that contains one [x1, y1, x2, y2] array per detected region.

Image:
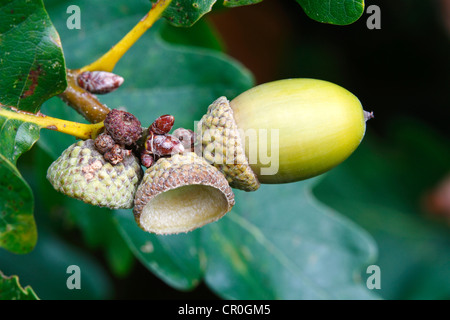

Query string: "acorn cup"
[[197, 78, 370, 189], [47, 139, 143, 209], [133, 152, 235, 235]]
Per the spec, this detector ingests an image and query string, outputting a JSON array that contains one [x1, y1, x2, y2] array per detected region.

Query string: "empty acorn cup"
[[133, 152, 235, 234]]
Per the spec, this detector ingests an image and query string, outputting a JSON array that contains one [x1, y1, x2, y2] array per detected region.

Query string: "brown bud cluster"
[[139, 115, 191, 169], [94, 133, 133, 165], [104, 144, 132, 165], [93, 109, 142, 165], [95, 112, 189, 168]]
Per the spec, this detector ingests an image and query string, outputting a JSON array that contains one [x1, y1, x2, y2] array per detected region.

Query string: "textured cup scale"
[[47, 139, 143, 209], [133, 152, 235, 234], [196, 97, 260, 192]]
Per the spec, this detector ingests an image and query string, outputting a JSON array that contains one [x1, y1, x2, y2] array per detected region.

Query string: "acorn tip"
[[364, 110, 374, 121]]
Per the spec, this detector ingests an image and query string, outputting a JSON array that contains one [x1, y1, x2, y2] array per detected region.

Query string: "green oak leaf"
[[151, 0, 216, 27], [296, 0, 365, 25], [0, 0, 66, 254], [160, 18, 224, 51], [114, 210, 203, 290], [0, 226, 113, 299], [313, 121, 450, 300], [202, 181, 378, 299], [223, 0, 263, 7], [0, 110, 41, 253], [0, 0, 66, 113], [0, 271, 39, 300]]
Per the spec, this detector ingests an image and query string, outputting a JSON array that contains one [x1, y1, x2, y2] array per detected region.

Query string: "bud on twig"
[[104, 109, 142, 147], [145, 132, 184, 157], [94, 133, 115, 154], [140, 151, 155, 168], [172, 128, 195, 152], [104, 144, 131, 165], [77, 71, 124, 94], [149, 115, 175, 134]]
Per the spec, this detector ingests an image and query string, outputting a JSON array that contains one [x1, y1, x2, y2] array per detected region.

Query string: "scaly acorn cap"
[[133, 152, 235, 235], [47, 139, 143, 209], [196, 97, 260, 192]]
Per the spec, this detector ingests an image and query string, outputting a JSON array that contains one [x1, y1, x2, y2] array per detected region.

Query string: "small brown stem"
[[364, 110, 374, 121], [58, 69, 111, 124]]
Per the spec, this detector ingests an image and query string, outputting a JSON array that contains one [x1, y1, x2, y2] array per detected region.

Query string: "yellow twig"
[[0, 107, 104, 140], [80, 0, 172, 73]]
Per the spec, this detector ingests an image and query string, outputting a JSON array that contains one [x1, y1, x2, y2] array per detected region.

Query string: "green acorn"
[[197, 78, 370, 189], [47, 139, 143, 209]]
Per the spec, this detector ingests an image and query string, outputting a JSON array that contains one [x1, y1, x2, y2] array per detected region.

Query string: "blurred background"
[[209, 0, 450, 137], [1, 0, 449, 300]]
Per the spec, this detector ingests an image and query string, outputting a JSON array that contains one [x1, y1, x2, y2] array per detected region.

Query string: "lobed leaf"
[[0, 0, 66, 254], [0, 226, 114, 299], [151, 0, 217, 27], [152, 0, 365, 26], [0, 111, 41, 253], [0, 0, 66, 112], [222, 0, 263, 7], [114, 210, 203, 290], [202, 181, 378, 299], [314, 120, 450, 299], [0, 271, 39, 300], [296, 0, 365, 25]]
